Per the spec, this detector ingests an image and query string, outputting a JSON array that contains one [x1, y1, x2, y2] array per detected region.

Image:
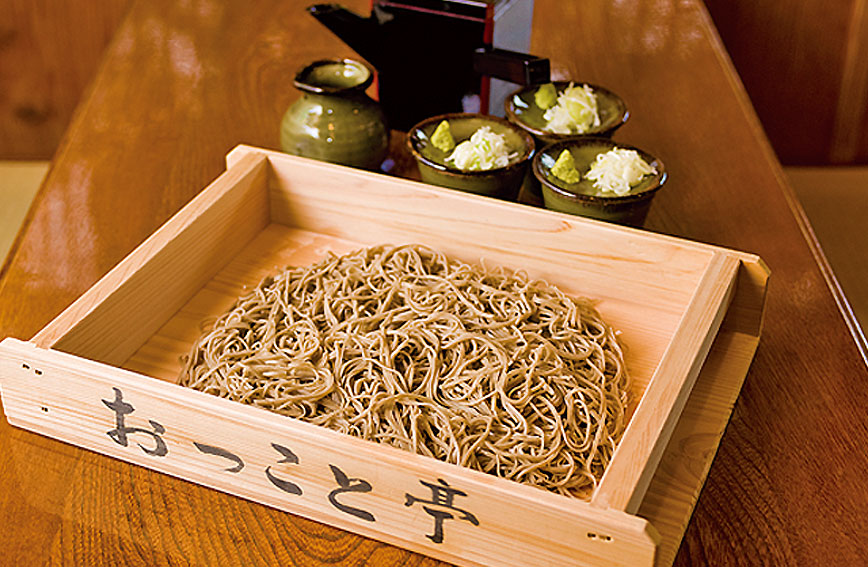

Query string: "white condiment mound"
[[543, 84, 601, 134], [447, 126, 514, 171], [586, 147, 657, 196]]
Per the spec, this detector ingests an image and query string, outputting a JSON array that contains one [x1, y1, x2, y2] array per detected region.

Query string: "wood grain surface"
[[1, 1, 867, 566], [0, 0, 131, 160], [786, 166, 868, 340]]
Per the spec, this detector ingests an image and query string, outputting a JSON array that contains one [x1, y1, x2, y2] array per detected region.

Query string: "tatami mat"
[[786, 167, 868, 335], [0, 161, 49, 265]]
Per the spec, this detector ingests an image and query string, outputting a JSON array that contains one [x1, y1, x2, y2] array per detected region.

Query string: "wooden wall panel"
[[705, 0, 868, 166], [0, 0, 130, 160], [838, 1, 868, 163]]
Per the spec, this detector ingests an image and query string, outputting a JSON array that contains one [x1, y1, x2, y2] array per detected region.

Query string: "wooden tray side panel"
[[227, 145, 769, 346], [0, 338, 659, 567], [0, 146, 770, 567], [593, 253, 741, 513], [31, 153, 270, 365], [720, 258, 770, 337], [256, 150, 713, 313], [256, 149, 731, 398], [638, 329, 761, 567]]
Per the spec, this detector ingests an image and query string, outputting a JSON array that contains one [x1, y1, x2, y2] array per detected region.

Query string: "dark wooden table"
[[2, 1, 867, 565]]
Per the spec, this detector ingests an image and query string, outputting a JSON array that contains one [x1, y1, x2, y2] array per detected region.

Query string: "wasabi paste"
[[534, 83, 558, 110], [431, 120, 455, 153], [551, 149, 580, 184]]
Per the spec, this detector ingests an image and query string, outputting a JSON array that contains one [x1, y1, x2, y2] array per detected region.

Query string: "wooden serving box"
[[0, 146, 768, 567]]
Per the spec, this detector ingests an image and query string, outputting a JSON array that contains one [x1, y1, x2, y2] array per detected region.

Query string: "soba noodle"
[[179, 244, 630, 497]]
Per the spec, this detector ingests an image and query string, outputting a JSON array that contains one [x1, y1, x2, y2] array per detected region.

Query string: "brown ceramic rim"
[[504, 82, 629, 139], [533, 137, 667, 204], [293, 58, 374, 95], [406, 112, 535, 177]]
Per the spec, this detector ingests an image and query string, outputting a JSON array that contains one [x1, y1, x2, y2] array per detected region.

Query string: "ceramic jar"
[[280, 59, 389, 170]]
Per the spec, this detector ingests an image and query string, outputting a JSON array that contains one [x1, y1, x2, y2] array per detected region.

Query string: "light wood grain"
[[636, 329, 762, 567], [118, 216, 762, 565], [592, 252, 740, 513], [1, 147, 767, 567], [123, 223, 364, 381], [33, 152, 270, 365], [1, 337, 660, 567]]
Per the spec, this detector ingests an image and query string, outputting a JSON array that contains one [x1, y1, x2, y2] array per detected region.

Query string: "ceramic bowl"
[[406, 113, 535, 201], [533, 137, 666, 226], [505, 82, 629, 145]]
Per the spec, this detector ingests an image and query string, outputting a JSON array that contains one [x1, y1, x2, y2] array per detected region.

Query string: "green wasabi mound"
[[431, 120, 456, 153], [551, 149, 580, 184], [534, 83, 558, 110]]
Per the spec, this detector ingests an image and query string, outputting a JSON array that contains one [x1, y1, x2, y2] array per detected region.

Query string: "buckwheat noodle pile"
[[179, 244, 630, 497]]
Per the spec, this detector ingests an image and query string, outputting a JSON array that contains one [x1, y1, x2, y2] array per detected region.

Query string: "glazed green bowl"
[[505, 82, 629, 145], [533, 137, 666, 227], [406, 113, 535, 201]]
